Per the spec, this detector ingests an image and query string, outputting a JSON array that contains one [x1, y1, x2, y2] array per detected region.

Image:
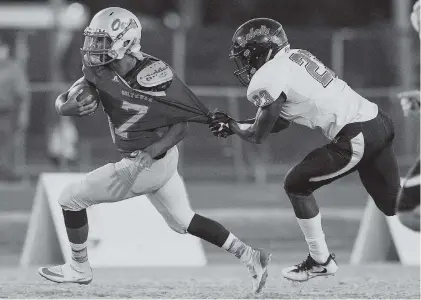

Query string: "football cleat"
[[245, 248, 272, 294], [38, 262, 93, 285], [282, 253, 338, 282]]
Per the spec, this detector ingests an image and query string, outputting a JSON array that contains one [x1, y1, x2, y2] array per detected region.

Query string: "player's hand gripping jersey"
[[82, 55, 210, 156], [247, 48, 379, 139]]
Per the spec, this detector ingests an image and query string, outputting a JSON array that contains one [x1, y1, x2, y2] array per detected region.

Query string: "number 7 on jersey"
[[115, 101, 149, 138]]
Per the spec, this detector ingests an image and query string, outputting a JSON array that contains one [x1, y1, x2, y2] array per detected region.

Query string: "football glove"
[[209, 110, 234, 138], [209, 121, 233, 138], [210, 110, 232, 123]]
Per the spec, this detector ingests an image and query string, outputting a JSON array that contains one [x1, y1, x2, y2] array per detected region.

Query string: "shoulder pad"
[[247, 60, 289, 107], [136, 61, 173, 88], [246, 67, 270, 102]]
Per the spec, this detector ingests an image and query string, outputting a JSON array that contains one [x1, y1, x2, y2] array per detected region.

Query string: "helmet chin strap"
[[121, 37, 143, 59], [130, 51, 144, 60]]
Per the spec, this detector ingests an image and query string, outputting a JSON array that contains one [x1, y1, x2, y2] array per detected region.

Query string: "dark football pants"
[[284, 109, 400, 216]]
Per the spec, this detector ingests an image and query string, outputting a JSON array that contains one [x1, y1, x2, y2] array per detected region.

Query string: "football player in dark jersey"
[[37, 7, 271, 294]]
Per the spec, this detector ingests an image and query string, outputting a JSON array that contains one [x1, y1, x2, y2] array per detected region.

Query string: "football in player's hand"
[[68, 82, 98, 103], [67, 82, 99, 116]]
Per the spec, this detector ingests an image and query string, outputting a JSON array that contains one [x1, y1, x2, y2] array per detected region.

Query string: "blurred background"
[[0, 0, 419, 266]]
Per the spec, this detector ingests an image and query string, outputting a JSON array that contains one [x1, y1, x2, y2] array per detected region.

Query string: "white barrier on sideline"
[[20, 173, 207, 267], [351, 197, 420, 266]]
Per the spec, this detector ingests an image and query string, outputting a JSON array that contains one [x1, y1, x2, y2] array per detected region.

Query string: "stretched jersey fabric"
[[82, 55, 210, 155], [247, 47, 378, 140]]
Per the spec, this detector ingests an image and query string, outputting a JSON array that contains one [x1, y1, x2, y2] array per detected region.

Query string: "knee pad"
[[57, 184, 77, 210], [161, 208, 194, 235], [166, 222, 188, 234], [58, 182, 90, 211], [284, 167, 312, 196]]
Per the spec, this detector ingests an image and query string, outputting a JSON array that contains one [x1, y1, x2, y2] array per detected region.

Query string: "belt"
[[155, 151, 167, 160], [122, 150, 167, 160]]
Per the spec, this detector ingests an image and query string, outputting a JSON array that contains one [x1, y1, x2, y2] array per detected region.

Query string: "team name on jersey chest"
[[121, 89, 153, 102]]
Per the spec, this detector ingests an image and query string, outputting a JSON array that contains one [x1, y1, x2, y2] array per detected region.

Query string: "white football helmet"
[[81, 7, 142, 67]]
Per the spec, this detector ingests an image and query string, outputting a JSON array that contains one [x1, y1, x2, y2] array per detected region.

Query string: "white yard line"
[[197, 207, 363, 221], [0, 207, 364, 224], [0, 211, 30, 222]]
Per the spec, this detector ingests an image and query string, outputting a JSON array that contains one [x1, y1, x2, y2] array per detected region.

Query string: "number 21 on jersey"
[[289, 50, 336, 88]]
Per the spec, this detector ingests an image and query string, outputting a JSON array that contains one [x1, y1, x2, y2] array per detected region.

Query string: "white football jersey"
[[247, 47, 378, 140]]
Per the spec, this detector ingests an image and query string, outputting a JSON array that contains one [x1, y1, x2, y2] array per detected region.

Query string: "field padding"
[[351, 198, 420, 266]]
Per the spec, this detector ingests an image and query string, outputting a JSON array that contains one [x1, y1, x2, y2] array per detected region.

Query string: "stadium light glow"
[[0, 2, 89, 29]]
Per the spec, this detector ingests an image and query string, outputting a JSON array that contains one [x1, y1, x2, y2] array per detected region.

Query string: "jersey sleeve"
[[81, 63, 100, 86], [246, 61, 290, 107]]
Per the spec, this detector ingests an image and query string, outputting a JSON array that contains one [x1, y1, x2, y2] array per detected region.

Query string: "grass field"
[[0, 178, 419, 298], [0, 265, 419, 299]]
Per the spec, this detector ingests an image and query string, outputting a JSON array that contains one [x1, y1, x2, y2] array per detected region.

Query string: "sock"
[[296, 212, 330, 263], [63, 209, 89, 266], [222, 233, 254, 265], [187, 214, 230, 247], [187, 214, 253, 264], [70, 240, 88, 265]]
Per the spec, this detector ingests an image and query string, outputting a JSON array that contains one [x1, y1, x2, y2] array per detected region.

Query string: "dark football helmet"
[[229, 18, 289, 86]]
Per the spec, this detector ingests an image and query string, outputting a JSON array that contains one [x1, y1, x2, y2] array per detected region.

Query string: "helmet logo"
[[271, 36, 281, 45], [237, 25, 270, 47], [111, 18, 129, 31]]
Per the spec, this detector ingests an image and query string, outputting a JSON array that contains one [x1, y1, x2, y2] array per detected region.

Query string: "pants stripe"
[[309, 132, 365, 182]]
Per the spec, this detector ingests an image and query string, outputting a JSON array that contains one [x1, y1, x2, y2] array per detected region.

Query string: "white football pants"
[[58, 146, 195, 233]]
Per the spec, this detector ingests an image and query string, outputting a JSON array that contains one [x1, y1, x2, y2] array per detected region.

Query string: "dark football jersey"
[[82, 56, 209, 156]]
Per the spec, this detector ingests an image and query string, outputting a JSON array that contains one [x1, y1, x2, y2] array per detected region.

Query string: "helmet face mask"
[[81, 8, 142, 67], [230, 48, 250, 86], [229, 18, 289, 86], [230, 44, 273, 86], [82, 31, 115, 66]]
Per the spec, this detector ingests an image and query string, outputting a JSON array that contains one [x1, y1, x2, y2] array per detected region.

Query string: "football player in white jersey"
[[211, 18, 401, 282]]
